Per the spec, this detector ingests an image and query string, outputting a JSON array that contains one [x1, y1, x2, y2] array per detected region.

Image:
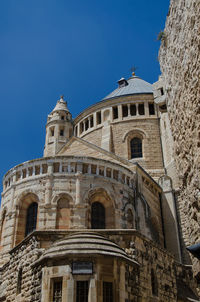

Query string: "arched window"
[[130, 137, 142, 159], [91, 202, 105, 229], [25, 202, 38, 236]]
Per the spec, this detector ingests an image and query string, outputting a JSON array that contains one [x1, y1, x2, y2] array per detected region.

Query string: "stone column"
[[119, 262, 126, 302], [88, 278, 97, 302], [128, 104, 131, 117], [136, 103, 139, 116], [45, 162, 54, 205], [66, 278, 74, 302], [118, 105, 122, 120], [144, 101, 149, 116], [75, 172, 82, 206]]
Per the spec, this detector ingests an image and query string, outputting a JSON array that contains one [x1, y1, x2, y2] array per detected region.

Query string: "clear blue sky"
[[0, 0, 169, 194]]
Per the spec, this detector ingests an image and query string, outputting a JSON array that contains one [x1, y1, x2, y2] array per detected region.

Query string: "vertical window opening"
[[90, 115, 94, 127], [138, 104, 144, 115], [60, 128, 64, 136], [25, 202, 38, 236], [130, 104, 136, 116], [17, 268, 22, 295], [0, 213, 6, 245], [80, 122, 84, 134], [76, 281, 89, 302], [103, 282, 113, 302], [151, 269, 158, 296], [85, 119, 89, 131], [97, 111, 102, 125], [53, 280, 63, 302], [149, 103, 155, 115], [160, 87, 164, 96], [61, 115, 64, 120], [50, 127, 54, 137], [130, 138, 142, 159], [112, 106, 118, 119], [91, 202, 105, 229], [122, 105, 128, 117]]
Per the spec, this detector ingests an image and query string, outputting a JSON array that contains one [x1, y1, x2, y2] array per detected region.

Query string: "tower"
[[44, 96, 73, 157]]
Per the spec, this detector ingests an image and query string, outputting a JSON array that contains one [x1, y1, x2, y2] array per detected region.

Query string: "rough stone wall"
[[159, 0, 200, 275], [1, 231, 197, 302], [3, 236, 42, 302]]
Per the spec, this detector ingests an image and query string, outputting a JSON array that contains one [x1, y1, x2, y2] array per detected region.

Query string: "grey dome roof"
[[103, 76, 153, 100], [38, 231, 138, 265]]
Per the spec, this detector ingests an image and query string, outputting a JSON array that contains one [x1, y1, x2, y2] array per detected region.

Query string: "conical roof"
[[103, 75, 153, 100], [52, 96, 69, 112]]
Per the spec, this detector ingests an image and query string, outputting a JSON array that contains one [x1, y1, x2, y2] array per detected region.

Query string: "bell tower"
[[44, 96, 73, 157]]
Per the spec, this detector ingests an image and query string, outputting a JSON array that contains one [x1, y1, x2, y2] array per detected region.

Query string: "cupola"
[[44, 96, 73, 157]]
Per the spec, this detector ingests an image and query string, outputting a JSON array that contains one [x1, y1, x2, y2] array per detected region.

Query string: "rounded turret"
[[44, 96, 73, 156]]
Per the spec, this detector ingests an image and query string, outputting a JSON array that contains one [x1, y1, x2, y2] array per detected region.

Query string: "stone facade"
[[0, 73, 199, 301], [158, 0, 200, 284]]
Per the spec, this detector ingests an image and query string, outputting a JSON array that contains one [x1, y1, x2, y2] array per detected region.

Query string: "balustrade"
[[3, 157, 135, 192]]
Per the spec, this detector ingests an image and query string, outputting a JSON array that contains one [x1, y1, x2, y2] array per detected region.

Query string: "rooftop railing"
[[3, 156, 135, 193]]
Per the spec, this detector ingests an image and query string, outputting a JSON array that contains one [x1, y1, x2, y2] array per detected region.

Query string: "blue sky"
[[0, 0, 169, 194]]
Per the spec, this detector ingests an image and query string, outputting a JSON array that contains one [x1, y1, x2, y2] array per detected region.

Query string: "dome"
[[103, 75, 153, 100], [38, 231, 138, 265]]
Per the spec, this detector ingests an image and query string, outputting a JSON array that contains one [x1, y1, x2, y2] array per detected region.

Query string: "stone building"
[[0, 73, 199, 301], [155, 0, 200, 290]]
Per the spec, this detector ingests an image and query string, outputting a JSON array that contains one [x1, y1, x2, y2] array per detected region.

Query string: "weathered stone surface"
[[159, 0, 200, 284]]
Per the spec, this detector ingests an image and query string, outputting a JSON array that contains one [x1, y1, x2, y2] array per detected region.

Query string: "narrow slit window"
[[97, 111, 102, 125], [122, 105, 128, 117], [17, 268, 22, 295], [130, 104, 136, 116], [50, 128, 54, 136], [160, 87, 164, 96], [76, 281, 89, 302], [53, 280, 62, 302], [90, 115, 94, 127], [85, 119, 89, 131], [60, 129, 64, 136], [138, 104, 144, 115], [112, 106, 118, 119], [103, 282, 113, 302], [149, 103, 155, 115], [80, 122, 84, 134], [151, 269, 158, 296]]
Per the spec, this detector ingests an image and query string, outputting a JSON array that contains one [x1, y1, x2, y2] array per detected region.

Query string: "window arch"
[[25, 202, 38, 236], [91, 202, 105, 229], [130, 137, 142, 158]]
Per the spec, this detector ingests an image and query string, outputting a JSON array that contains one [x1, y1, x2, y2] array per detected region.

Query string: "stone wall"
[[1, 231, 198, 302], [159, 0, 200, 279]]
